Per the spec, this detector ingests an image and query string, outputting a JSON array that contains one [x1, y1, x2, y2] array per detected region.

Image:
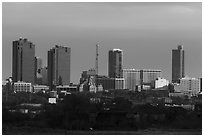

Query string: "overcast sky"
[[2, 2, 202, 83]]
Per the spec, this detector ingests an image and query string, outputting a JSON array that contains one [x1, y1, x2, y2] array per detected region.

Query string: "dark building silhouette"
[[12, 38, 35, 84], [80, 71, 88, 84], [108, 49, 123, 78], [48, 45, 71, 89], [172, 45, 185, 83], [41, 67, 48, 85]]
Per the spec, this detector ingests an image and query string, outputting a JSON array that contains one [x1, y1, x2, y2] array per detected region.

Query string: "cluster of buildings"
[[3, 38, 202, 100], [5, 38, 74, 96], [79, 45, 201, 98], [170, 45, 201, 97], [79, 48, 166, 92]]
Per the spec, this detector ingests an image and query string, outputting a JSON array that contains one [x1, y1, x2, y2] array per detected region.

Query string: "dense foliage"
[[2, 91, 202, 134]]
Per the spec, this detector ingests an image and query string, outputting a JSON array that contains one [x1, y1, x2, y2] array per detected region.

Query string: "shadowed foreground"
[[3, 126, 202, 135]]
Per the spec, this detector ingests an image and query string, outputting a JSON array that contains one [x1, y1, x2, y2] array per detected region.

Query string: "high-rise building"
[[35, 57, 42, 73], [48, 45, 71, 89], [35, 57, 43, 84], [41, 67, 48, 85], [12, 38, 35, 84], [172, 45, 185, 83], [108, 49, 123, 78]]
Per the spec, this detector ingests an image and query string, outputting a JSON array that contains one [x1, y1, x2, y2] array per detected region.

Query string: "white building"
[[154, 77, 169, 89], [123, 69, 140, 91], [33, 85, 49, 93], [180, 76, 201, 96], [13, 81, 32, 92], [89, 84, 96, 93]]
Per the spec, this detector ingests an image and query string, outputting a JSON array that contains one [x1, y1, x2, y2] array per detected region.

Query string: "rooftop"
[[112, 49, 122, 52]]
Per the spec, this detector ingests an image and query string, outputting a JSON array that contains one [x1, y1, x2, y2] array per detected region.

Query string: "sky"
[[2, 2, 202, 84]]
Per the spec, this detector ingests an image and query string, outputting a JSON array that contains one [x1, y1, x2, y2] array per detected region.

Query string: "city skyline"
[[2, 2, 202, 83]]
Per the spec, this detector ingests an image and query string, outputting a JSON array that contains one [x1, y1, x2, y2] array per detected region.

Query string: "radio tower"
[[95, 44, 99, 92]]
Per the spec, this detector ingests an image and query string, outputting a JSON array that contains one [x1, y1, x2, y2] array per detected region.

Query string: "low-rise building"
[[56, 85, 78, 92], [180, 76, 200, 96], [154, 77, 169, 89], [50, 90, 58, 98], [123, 69, 140, 91], [169, 92, 186, 98], [13, 81, 32, 92], [172, 76, 201, 97], [48, 98, 57, 104], [33, 85, 49, 93], [97, 76, 115, 90]]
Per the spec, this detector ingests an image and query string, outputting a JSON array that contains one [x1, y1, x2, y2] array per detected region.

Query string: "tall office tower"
[[123, 69, 140, 91], [48, 45, 71, 89], [35, 57, 43, 84], [12, 38, 35, 84], [41, 67, 48, 85], [172, 45, 185, 83], [108, 49, 123, 78], [140, 69, 162, 85], [35, 57, 42, 73]]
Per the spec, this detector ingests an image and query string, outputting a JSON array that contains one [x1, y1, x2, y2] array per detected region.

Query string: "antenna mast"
[[95, 44, 99, 92]]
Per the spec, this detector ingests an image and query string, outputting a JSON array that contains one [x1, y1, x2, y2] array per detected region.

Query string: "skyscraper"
[[41, 67, 48, 85], [172, 45, 185, 83], [12, 38, 35, 84], [108, 49, 123, 78], [48, 45, 71, 89], [35, 57, 42, 84]]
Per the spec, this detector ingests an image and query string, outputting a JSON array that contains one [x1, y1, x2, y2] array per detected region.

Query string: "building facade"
[[180, 76, 201, 96], [172, 45, 185, 83], [33, 85, 49, 93], [154, 77, 169, 89], [35, 57, 43, 84], [115, 78, 124, 89], [12, 38, 35, 84], [123, 69, 140, 91], [13, 81, 32, 92], [122, 69, 162, 91], [41, 67, 48, 85], [140, 69, 162, 85], [48, 45, 71, 89], [108, 49, 123, 78]]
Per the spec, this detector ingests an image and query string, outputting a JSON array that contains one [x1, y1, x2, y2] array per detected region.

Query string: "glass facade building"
[[48, 45, 71, 89], [12, 38, 35, 84], [108, 49, 123, 78], [172, 45, 185, 83]]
